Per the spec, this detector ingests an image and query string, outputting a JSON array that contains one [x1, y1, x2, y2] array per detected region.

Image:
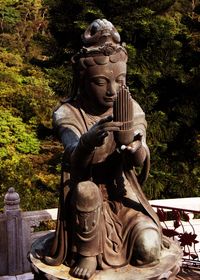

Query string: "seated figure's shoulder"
[[53, 103, 73, 121], [133, 99, 146, 124], [53, 102, 79, 126], [133, 99, 145, 116], [132, 99, 147, 140], [53, 102, 86, 136]]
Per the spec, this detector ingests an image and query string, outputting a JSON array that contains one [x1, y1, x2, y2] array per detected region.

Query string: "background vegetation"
[[0, 0, 199, 210]]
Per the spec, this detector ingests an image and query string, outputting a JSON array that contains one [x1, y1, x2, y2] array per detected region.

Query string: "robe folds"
[[43, 99, 162, 268]]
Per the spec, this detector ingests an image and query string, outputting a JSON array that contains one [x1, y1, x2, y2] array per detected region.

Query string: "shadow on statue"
[[29, 19, 182, 280]]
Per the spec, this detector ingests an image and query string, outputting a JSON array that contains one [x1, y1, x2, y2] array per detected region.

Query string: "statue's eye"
[[116, 74, 125, 84], [92, 77, 107, 86], [116, 79, 124, 84]]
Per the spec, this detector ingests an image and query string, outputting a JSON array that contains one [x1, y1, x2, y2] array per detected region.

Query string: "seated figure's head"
[[72, 19, 128, 112]]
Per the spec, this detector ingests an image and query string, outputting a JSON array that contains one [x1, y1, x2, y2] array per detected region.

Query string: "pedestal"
[[29, 233, 182, 280]]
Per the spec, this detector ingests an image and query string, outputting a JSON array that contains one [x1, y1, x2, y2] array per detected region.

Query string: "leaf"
[[172, 210, 181, 222], [157, 208, 167, 222], [182, 212, 190, 222], [178, 232, 199, 247], [174, 220, 181, 229], [162, 228, 179, 238]]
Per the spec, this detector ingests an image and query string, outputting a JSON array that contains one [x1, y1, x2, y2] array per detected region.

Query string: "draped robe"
[[43, 98, 162, 268]]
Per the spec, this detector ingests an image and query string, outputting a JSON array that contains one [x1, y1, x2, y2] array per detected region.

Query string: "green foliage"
[[0, 0, 199, 210], [0, 0, 51, 58], [46, 0, 104, 51], [0, 108, 57, 211], [0, 108, 40, 155], [0, 0, 60, 210], [0, 0, 21, 33], [45, 65, 73, 97], [0, 154, 60, 211], [0, 47, 57, 124]]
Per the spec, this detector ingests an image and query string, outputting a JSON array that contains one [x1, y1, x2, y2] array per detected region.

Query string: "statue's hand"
[[120, 132, 142, 153], [120, 133, 146, 167], [82, 115, 122, 148], [120, 140, 142, 154]]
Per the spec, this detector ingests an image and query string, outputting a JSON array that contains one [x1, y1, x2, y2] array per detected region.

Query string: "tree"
[[45, 0, 200, 199], [0, 0, 61, 210], [0, 0, 199, 210]]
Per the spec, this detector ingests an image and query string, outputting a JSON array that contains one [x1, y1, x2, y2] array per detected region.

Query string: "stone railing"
[[0, 188, 57, 276], [0, 188, 200, 277]]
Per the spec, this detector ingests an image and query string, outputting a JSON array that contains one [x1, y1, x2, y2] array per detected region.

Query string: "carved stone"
[[3, 188, 23, 275]]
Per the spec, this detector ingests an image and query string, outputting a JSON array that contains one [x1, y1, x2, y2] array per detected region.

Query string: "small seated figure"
[[42, 19, 164, 279]]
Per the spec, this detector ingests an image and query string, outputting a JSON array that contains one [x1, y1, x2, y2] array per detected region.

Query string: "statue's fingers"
[[98, 115, 113, 124], [103, 126, 121, 132], [127, 141, 142, 153], [102, 121, 122, 128], [100, 131, 109, 138]]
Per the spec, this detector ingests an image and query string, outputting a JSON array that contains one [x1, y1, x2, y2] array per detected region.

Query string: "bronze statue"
[[33, 19, 182, 280]]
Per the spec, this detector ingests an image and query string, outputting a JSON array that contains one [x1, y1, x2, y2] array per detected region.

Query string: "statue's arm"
[[51, 123, 98, 185], [53, 105, 121, 184], [53, 104, 96, 183], [70, 115, 122, 183], [129, 126, 149, 166]]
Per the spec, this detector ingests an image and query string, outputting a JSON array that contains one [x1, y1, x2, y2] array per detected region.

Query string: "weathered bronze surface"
[[30, 19, 182, 279], [29, 233, 182, 280]]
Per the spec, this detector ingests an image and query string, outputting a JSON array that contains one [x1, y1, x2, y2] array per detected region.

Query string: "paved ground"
[[0, 273, 33, 280]]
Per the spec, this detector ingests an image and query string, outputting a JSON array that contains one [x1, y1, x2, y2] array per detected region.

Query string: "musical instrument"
[[113, 85, 135, 145]]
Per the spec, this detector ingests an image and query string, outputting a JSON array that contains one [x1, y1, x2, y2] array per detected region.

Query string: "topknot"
[[82, 19, 121, 47], [71, 19, 127, 66]]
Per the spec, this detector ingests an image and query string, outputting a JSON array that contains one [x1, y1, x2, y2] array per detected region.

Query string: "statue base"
[[29, 233, 183, 280]]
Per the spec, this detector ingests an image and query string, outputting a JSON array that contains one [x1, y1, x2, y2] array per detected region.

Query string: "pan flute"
[[113, 86, 134, 145]]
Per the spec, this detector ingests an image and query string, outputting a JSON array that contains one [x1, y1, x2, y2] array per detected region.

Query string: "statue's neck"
[[77, 95, 113, 117]]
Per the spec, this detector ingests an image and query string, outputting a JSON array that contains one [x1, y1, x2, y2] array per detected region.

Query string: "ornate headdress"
[[72, 19, 128, 69]]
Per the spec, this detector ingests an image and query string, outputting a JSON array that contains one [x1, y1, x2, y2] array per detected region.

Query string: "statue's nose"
[[107, 82, 117, 96]]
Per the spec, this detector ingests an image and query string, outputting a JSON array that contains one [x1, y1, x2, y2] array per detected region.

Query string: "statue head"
[[71, 19, 128, 112]]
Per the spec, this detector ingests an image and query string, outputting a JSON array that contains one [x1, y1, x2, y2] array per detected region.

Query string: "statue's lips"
[[104, 97, 116, 102]]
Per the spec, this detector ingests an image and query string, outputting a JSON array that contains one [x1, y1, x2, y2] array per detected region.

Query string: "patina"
[[34, 19, 181, 280]]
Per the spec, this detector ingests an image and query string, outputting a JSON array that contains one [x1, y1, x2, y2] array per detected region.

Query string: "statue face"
[[83, 60, 127, 111]]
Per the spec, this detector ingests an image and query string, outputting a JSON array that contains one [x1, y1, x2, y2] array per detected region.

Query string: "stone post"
[[4, 187, 23, 275]]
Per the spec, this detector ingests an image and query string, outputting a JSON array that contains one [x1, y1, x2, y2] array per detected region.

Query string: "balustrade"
[[0, 188, 199, 277]]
